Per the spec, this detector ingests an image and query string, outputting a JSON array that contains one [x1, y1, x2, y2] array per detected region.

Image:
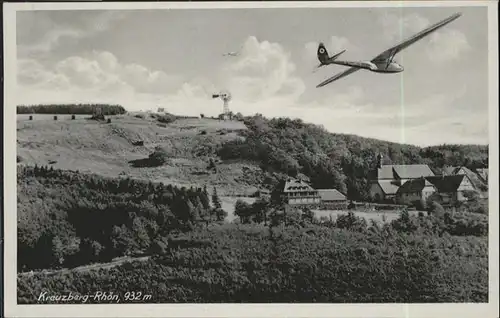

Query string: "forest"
[[17, 164, 489, 303], [217, 115, 488, 200], [17, 165, 226, 271], [18, 210, 488, 303], [16, 104, 127, 115]]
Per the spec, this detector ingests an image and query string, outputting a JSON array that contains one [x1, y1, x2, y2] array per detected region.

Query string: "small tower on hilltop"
[[212, 90, 232, 120], [92, 104, 105, 120], [377, 153, 383, 169]]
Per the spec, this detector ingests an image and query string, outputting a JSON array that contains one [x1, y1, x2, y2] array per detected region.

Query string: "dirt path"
[[18, 256, 151, 277]]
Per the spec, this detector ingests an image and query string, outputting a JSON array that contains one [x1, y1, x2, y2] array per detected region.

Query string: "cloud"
[[16, 32, 486, 146], [426, 29, 471, 63], [18, 50, 180, 97], [220, 36, 305, 103], [378, 12, 470, 63], [17, 11, 129, 56], [17, 35, 306, 113]]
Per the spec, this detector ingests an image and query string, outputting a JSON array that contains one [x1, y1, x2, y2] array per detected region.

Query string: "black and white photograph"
[[2, 1, 499, 317]]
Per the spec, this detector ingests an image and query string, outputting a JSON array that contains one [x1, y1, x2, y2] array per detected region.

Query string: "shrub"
[[148, 146, 169, 166], [107, 118, 112, 124], [428, 201, 445, 217], [233, 112, 244, 121], [157, 113, 176, 124], [414, 198, 427, 211], [335, 211, 368, 232], [445, 212, 488, 236]]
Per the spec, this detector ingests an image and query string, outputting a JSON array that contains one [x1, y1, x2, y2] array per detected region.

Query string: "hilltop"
[[17, 111, 488, 199], [17, 114, 267, 196]]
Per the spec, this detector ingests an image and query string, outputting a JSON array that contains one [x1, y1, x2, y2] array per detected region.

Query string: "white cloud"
[[18, 50, 180, 98], [220, 36, 305, 103], [378, 12, 470, 63], [16, 34, 486, 146], [17, 11, 129, 56], [426, 29, 471, 63]]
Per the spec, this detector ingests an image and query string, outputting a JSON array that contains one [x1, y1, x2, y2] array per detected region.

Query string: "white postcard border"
[[3, 1, 499, 317]]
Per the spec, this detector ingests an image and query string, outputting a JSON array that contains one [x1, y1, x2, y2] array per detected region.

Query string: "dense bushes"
[[156, 113, 177, 124], [17, 104, 126, 115], [17, 166, 213, 271], [17, 223, 488, 303]]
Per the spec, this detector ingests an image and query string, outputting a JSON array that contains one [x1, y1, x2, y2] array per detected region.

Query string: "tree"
[[251, 198, 270, 224], [235, 199, 253, 223], [301, 207, 315, 224], [212, 187, 222, 210], [215, 208, 228, 222]]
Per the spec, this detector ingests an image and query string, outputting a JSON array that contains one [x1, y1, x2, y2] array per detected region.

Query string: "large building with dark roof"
[[369, 162, 435, 203], [280, 178, 347, 208]]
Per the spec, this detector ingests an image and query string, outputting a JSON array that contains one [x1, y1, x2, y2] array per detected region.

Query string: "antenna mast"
[[212, 90, 232, 120]]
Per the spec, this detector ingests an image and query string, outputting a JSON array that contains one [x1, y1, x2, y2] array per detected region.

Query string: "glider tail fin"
[[317, 43, 330, 64], [314, 43, 346, 72]]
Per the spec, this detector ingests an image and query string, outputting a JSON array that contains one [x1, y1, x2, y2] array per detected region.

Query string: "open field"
[[312, 209, 426, 224], [16, 114, 263, 196], [220, 196, 257, 222]]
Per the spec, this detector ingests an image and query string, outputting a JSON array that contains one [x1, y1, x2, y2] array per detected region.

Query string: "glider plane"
[[316, 12, 462, 88], [223, 51, 240, 57]]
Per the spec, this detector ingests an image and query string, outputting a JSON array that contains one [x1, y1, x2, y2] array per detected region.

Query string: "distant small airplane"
[[222, 45, 243, 57], [222, 51, 240, 57], [316, 12, 462, 88]]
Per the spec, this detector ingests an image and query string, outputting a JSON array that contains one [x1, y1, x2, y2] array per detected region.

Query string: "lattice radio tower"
[[212, 90, 232, 120]]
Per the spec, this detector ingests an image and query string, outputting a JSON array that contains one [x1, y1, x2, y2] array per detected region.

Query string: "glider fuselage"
[[367, 61, 404, 73]]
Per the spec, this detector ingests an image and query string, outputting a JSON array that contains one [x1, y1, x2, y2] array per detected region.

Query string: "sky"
[[15, 6, 490, 146]]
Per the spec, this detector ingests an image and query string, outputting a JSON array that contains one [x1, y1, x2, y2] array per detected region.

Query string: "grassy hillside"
[[17, 111, 488, 200], [17, 114, 266, 195], [217, 115, 488, 200]]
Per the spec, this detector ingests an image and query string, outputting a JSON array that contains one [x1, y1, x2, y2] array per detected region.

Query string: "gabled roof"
[[477, 168, 488, 182], [377, 180, 399, 195], [397, 178, 435, 194], [441, 166, 486, 190], [392, 165, 435, 179], [375, 164, 434, 180], [442, 166, 460, 175], [426, 175, 465, 193], [376, 165, 396, 179], [283, 178, 314, 193], [317, 189, 346, 201]]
